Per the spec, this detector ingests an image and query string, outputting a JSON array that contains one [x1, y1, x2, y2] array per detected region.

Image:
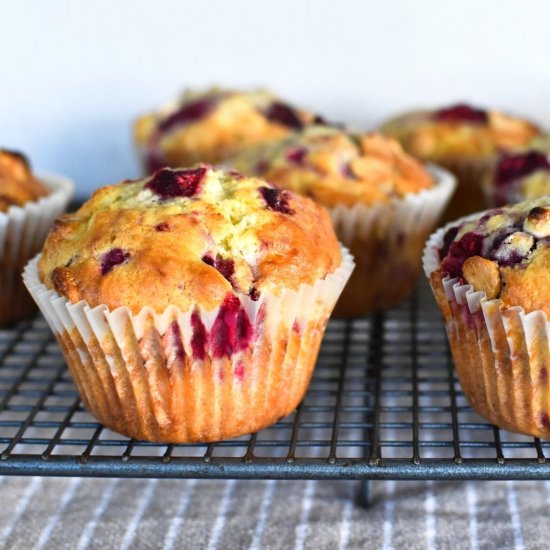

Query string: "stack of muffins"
[[7, 86, 549, 443]]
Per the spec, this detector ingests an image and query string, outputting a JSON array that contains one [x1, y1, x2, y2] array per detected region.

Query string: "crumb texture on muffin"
[[487, 135, 550, 206], [39, 165, 341, 313], [134, 88, 320, 172], [437, 197, 550, 315], [230, 126, 434, 208], [0, 149, 48, 212], [381, 103, 540, 160]]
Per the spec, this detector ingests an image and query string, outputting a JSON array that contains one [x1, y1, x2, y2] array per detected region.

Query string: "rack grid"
[[2, 280, 550, 488]]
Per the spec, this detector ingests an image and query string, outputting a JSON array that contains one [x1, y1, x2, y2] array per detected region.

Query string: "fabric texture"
[[0, 476, 548, 549]]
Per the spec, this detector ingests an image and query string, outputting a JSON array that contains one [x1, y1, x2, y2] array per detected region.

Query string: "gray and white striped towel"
[[0, 476, 548, 549]]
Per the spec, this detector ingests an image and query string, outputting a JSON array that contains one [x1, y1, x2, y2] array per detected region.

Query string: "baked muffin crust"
[[39, 165, 341, 313], [230, 126, 434, 208], [0, 149, 48, 212], [381, 104, 540, 160], [134, 88, 321, 172], [486, 135, 550, 206], [438, 197, 550, 315]]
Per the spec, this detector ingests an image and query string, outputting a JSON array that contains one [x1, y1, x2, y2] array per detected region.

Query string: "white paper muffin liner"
[[22, 247, 354, 443], [330, 165, 456, 316], [0, 173, 74, 325], [423, 215, 550, 437]]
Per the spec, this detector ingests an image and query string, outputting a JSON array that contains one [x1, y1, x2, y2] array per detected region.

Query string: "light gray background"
[[1, 0, 549, 199]]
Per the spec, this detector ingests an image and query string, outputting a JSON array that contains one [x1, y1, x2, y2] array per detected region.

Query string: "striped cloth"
[[0, 477, 548, 549]]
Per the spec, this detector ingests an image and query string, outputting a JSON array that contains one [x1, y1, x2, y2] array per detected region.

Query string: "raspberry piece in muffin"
[[434, 103, 488, 124], [495, 152, 550, 186], [265, 101, 305, 130], [100, 248, 130, 275], [259, 186, 293, 214], [201, 254, 235, 283], [484, 135, 550, 207], [157, 97, 218, 133], [145, 166, 206, 199]]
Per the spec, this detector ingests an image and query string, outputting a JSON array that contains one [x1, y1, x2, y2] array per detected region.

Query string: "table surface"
[[0, 476, 548, 549]]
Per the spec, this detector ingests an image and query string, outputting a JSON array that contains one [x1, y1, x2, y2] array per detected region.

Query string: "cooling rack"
[[2, 278, 550, 504]]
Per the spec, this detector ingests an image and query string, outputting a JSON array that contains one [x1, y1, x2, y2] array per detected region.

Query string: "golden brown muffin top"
[[0, 149, 48, 212], [39, 165, 341, 314], [380, 104, 540, 161], [485, 134, 550, 206], [229, 126, 434, 208], [437, 196, 550, 316], [134, 87, 321, 173]]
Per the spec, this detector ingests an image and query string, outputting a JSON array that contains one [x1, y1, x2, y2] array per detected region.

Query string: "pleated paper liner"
[[331, 165, 456, 316], [423, 218, 550, 438], [23, 247, 354, 443], [0, 173, 73, 326]]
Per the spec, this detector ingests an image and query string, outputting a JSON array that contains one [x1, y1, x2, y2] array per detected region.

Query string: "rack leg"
[[357, 480, 371, 508]]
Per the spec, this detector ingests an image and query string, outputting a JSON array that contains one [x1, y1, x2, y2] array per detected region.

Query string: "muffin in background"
[[24, 165, 353, 443], [230, 126, 455, 316], [380, 103, 540, 221], [483, 134, 550, 207], [0, 149, 73, 326], [424, 197, 550, 437], [0, 150, 48, 211], [134, 87, 322, 174]]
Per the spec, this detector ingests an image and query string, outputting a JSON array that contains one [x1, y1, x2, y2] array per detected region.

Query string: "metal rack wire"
[[1, 280, 550, 484]]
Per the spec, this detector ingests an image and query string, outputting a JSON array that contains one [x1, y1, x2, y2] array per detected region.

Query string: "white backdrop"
[[1, 0, 549, 199]]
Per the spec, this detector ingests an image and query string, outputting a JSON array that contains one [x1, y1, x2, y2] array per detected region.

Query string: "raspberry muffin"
[[381, 103, 540, 221], [230, 126, 455, 316], [24, 165, 353, 443], [0, 149, 72, 326], [483, 134, 550, 207], [134, 87, 322, 174], [424, 197, 550, 437]]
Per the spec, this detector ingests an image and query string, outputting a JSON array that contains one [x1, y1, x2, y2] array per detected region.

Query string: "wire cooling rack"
[[1, 279, 550, 487]]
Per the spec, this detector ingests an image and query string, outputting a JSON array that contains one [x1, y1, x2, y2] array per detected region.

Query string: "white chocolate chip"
[[494, 231, 534, 262], [523, 207, 550, 238], [462, 256, 501, 299]]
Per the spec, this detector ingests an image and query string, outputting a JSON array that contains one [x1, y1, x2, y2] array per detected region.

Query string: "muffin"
[[230, 126, 455, 316], [0, 150, 48, 210], [23, 165, 353, 443], [483, 134, 550, 207], [423, 197, 550, 437], [381, 103, 540, 221], [0, 149, 73, 326], [134, 87, 322, 174]]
